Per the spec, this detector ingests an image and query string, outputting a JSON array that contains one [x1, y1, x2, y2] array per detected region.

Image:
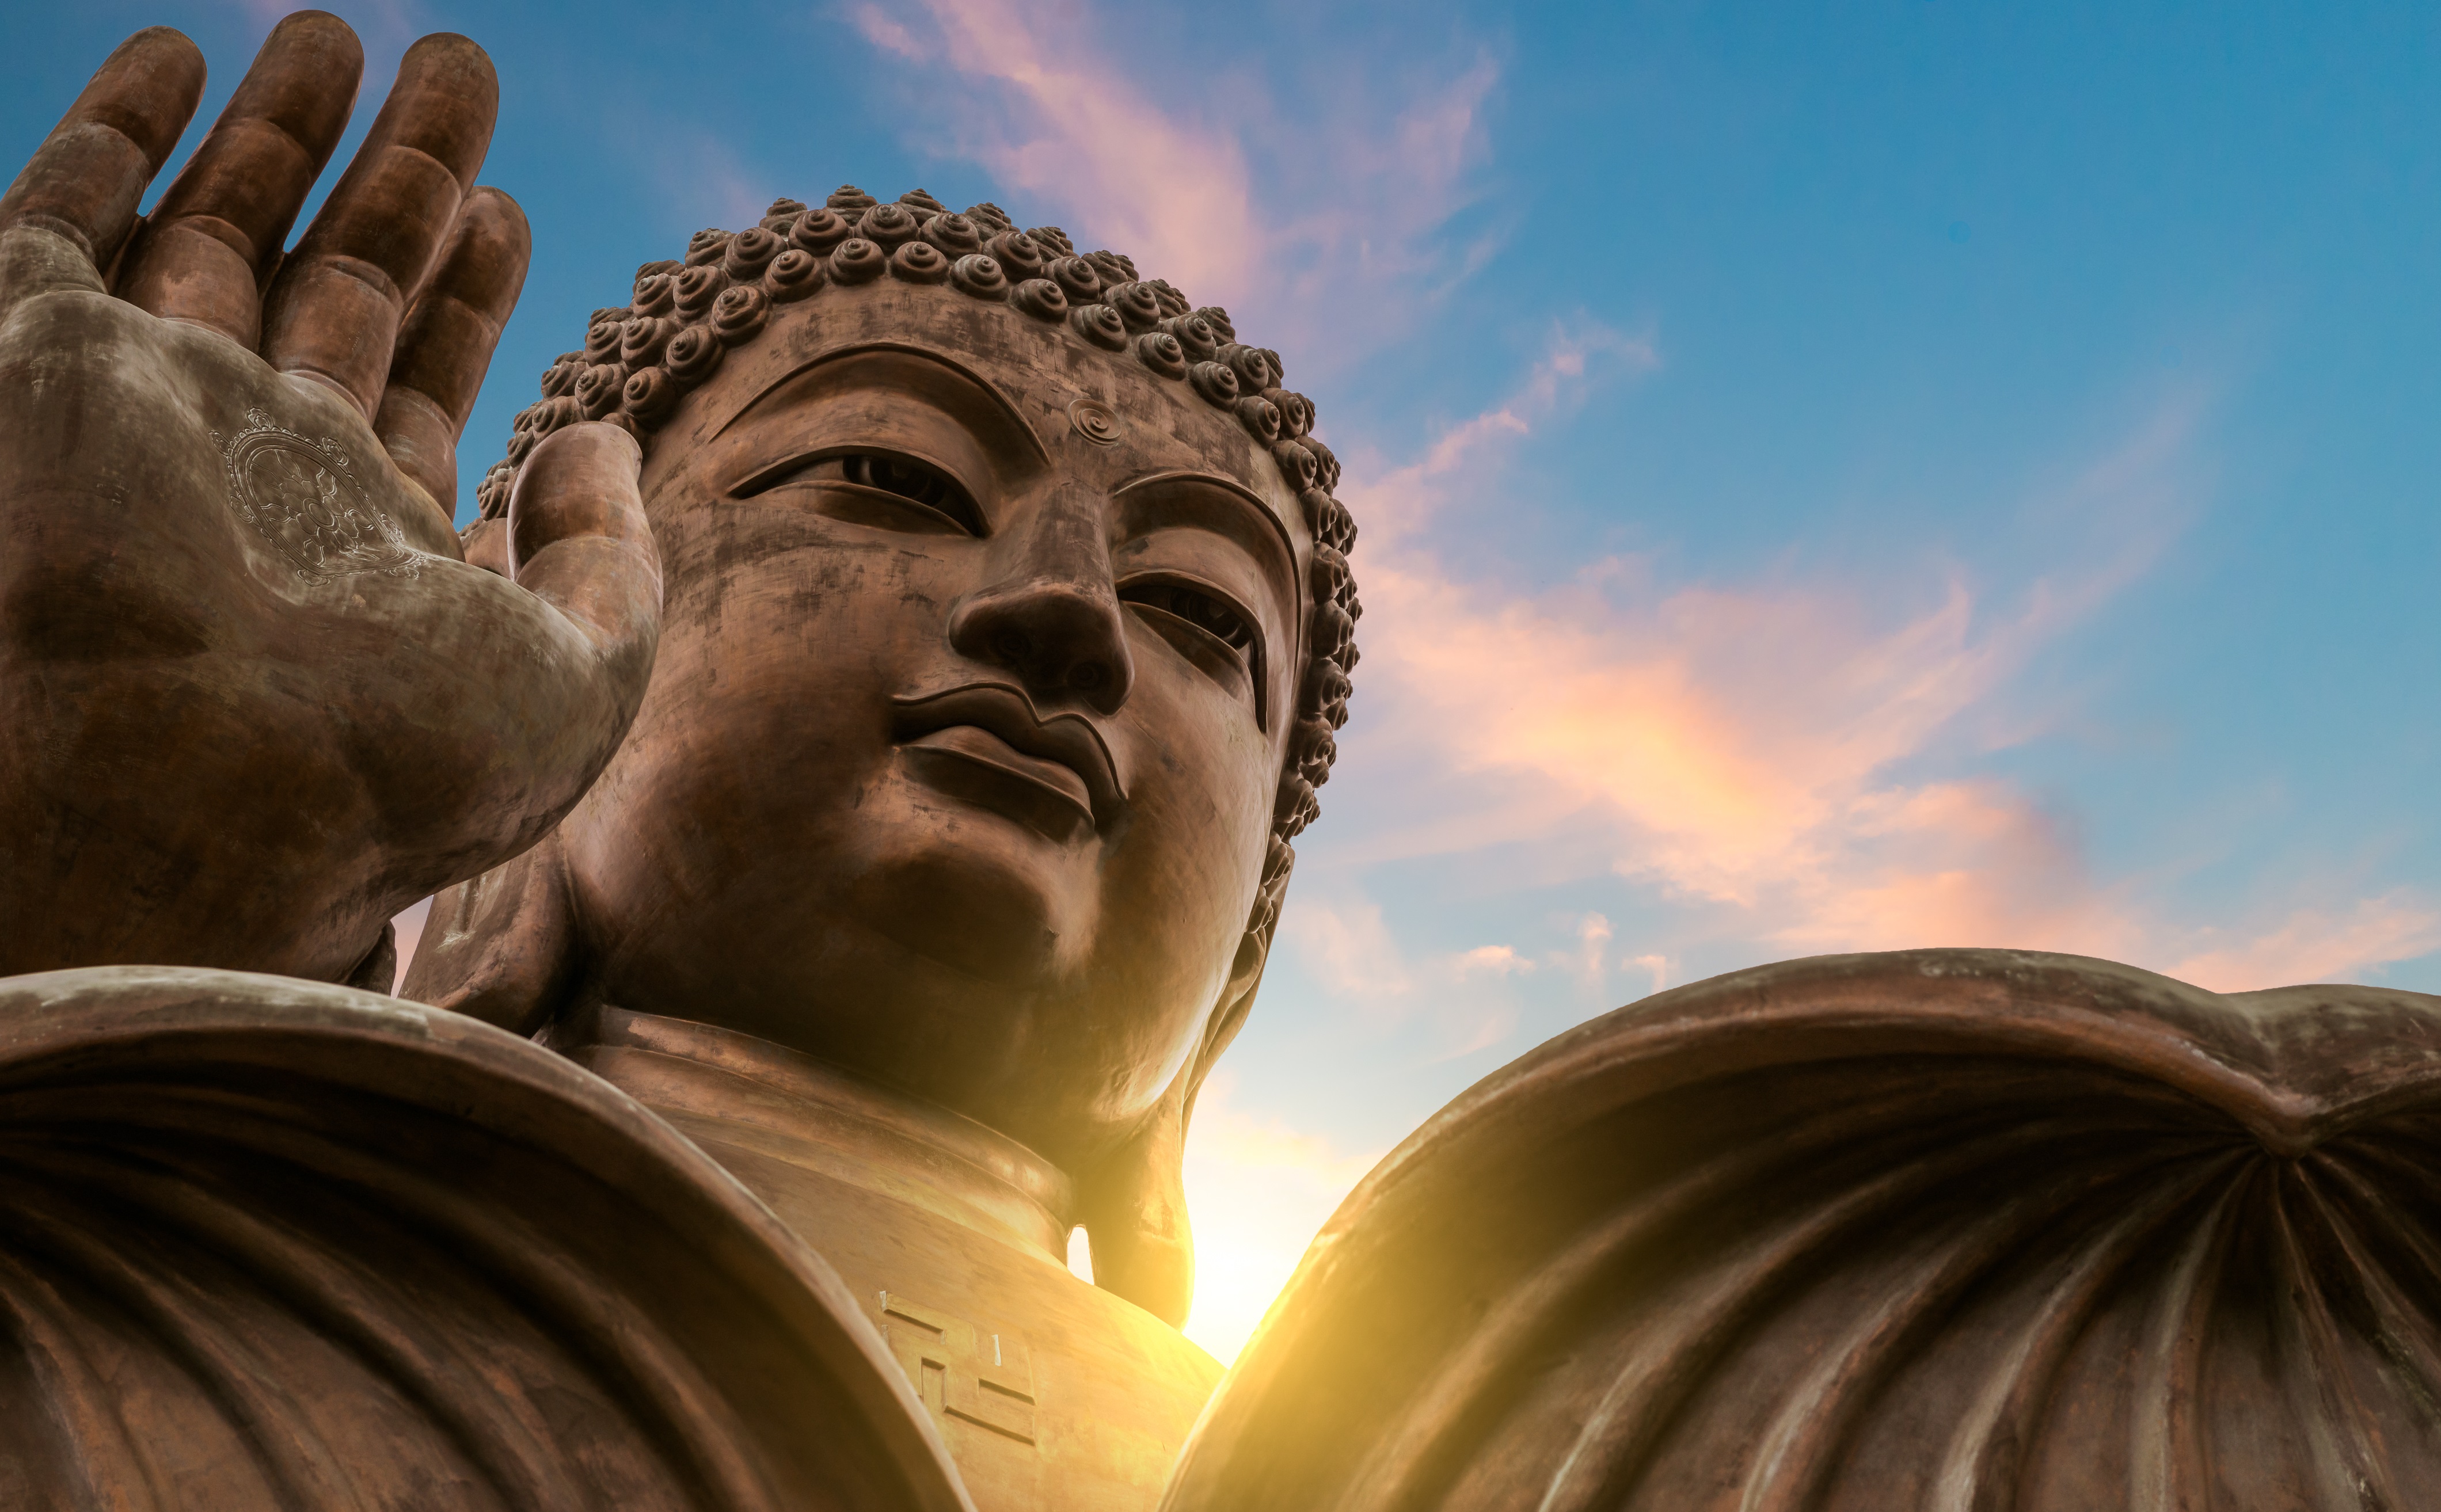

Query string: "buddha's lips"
[[889, 683, 1125, 822]]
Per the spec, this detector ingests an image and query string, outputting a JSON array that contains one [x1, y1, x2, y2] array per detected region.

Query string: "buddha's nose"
[[949, 486, 1134, 715]]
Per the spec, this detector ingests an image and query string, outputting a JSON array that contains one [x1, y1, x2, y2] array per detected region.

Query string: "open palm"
[[0, 17, 660, 984]]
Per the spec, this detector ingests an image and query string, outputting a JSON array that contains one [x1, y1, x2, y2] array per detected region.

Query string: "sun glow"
[[1180, 1076, 1383, 1365]]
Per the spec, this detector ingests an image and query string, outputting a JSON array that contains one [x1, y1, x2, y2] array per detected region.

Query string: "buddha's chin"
[[833, 769, 1101, 990]]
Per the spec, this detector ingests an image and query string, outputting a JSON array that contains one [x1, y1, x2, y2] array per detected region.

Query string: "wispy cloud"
[[1330, 330, 2194, 962], [2171, 891, 2441, 991], [1328, 341, 2434, 990], [848, 0, 1260, 303], [1279, 893, 1413, 1003], [843, 0, 1497, 363]]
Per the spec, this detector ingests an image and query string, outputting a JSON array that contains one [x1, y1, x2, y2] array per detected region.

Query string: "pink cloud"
[[1329, 329, 2189, 966], [1279, 894, 1413, 1003], [389, 896, 432, 993], [849, 0, 1261, 304], [2170, 892, 2441, 992], [846, 0, 1497, 363], [1325, 337, 2434, 990]]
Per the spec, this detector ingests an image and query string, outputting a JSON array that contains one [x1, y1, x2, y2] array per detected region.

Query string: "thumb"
[[505, 421, 661, 717]]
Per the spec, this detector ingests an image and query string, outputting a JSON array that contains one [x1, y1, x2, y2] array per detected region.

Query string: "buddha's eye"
[[1121, 578, 1258, 663], [739, 450, 986, 536]]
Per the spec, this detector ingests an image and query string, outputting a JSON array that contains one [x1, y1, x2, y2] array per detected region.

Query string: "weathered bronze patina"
[[2, 14, 2435, 1512]]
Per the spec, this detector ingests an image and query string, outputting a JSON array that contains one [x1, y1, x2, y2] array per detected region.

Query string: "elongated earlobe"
[[398, 829, 577, 1035]]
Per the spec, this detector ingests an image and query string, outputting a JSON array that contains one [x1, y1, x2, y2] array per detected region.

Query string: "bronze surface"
[[0, 966, 969, 1512]]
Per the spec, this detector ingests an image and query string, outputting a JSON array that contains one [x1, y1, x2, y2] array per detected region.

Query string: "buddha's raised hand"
[[0, 18, 660, 984]]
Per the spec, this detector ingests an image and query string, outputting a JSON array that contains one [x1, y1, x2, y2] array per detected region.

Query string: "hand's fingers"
[[115, 12, 362, 346], [375, 186, 528, 517], [507, 423, 663, 701], [260, 32, 497, 417], [0, 28, 203, 289]]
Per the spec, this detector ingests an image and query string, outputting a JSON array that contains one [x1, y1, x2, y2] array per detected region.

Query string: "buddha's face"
[[557, 284, 1307, 1167]]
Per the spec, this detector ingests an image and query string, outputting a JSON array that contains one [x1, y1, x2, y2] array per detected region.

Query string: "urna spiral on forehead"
[[476, 185, 1362, 952]]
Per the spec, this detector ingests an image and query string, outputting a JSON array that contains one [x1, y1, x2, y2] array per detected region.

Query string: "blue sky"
[[9, 1, 2437, 1360]]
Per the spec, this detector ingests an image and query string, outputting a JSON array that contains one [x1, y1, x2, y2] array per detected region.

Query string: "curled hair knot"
[[1009, 279, 1068, 322], [788, 208, 852, 255], [1048, 256, 1101, 303], [1301, 659, 1352, 721], [575, 363, 626, 420], [1219, 343, 1278, 393], [1104, 280, 1164, 333], [1303, 489, 1356, 554], [474, 464, 512, 520], [1271, 437, 1319, 492], [986, 231, 1045, 281], [684, 228, 731, 267], [1234, 394, 1284, 443], [1263, 388, 1315, 439], [673, 264, 729, 318], [723, 225, 781, 280], [1273, 777, 1320, 839], [1134, 330, 1189, 379], [1084, 249, 1137, 285], [618, 316, 676, 368], [664, 325, 725, 387], [829, 238, 885, 284], [1299, 436, 1342, 493], [1308, 543, 1350, 601], [765, 248, 823, 302], [712, 284, 770, 345], [950, 254, 1009, 300], [622, 367, 678, 426], [1293, 718, 1338, 786], [858, 202, 919, 250], [890, 241, 950, 284], [1161, 314, 1219, 363], [922, 213, 983, 257], [630, 272, 677, 317], [1188, 360, 1239, 407], [1027, 225, 1075, 258], [1070, 303, 1130, 351]]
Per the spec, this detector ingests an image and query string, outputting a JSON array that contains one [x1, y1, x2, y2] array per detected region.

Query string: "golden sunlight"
[[1179, 1076, 1384, 1364]]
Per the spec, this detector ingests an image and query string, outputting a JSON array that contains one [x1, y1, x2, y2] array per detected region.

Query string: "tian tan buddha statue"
[[5, 16, 2441, 1512]]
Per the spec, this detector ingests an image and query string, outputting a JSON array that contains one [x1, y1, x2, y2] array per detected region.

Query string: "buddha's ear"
[[397, 829, 579, 1037]]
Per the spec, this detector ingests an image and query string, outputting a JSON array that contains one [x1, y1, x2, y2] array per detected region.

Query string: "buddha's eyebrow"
[[1111, 470, 1300, 612], [709, 343, 1051, 466]]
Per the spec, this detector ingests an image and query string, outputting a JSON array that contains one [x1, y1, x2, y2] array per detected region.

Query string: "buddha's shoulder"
[[0, 965, 965, 1512]]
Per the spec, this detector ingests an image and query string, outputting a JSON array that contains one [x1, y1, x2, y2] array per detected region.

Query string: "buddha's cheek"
[[1076, 676, 1276, 1101]]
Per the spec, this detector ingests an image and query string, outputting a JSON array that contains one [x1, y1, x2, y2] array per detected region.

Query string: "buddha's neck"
[[555, 1004, 1077, 1262]]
